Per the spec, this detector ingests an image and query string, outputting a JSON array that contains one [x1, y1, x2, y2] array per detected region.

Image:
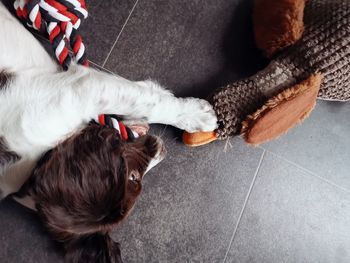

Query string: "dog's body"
[[0, 2, 216, 197], [0, 3, 217, 262]]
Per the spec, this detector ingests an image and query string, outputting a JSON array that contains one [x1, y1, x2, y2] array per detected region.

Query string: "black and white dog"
[[0, 3, 217, 262]]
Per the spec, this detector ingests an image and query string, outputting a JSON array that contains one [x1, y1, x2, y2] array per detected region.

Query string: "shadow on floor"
[[181, 0, 268, 99]]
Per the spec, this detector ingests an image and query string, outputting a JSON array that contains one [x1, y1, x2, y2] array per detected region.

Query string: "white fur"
[[0, 3, 217, 197]]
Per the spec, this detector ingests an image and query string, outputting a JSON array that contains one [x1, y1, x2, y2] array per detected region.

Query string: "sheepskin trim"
[[241, 73, 323, 145], [253, 0, 306, 57]]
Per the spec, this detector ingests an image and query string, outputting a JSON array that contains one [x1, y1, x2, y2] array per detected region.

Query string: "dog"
[[0, 3, 217, 263]]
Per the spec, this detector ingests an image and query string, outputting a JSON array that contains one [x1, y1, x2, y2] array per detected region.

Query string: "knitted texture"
[[14, 0, 88, 70], [212, 79, 266, 139], [276, 0, 350, 101], [213, 0, 350, 139]]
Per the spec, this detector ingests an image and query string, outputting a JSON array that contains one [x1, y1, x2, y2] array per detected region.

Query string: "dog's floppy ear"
[[65, 233, 123, 263]]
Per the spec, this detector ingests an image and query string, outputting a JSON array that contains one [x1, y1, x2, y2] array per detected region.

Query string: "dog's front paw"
[[176, 98, 218, 133]]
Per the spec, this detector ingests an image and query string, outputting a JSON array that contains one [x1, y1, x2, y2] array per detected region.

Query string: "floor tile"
[[0, 199, 64, 263], [104, 0, 268, 98], [80, 0, 138, 65], [112, 125, 263, 263], [86, 0, 103, 9], [263, 100, 350, 190], [225, 153, 350, 263]]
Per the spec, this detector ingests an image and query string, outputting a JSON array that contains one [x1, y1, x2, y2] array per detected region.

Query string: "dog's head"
[[17, 123, 165, 263]]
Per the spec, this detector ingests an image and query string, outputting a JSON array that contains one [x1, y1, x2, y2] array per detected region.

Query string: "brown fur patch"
[[253, 0, 306, 57], [0, 137, 21, 170], [241, 73, 323, 145], [17, 123, 161, 262], [0, 70, 13, 90]]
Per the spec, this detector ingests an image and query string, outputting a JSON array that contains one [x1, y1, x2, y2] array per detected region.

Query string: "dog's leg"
[[65, 66, 218, 133], [10, 65, 217, 153], [29, 65, 217, 134]]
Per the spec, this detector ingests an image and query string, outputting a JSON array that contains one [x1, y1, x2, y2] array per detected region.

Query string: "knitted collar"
[[98, 114, 139, 141]]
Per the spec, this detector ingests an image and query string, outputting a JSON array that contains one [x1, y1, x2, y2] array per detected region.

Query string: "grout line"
[[222, 150, 266, 263], [88, 60, 99, 67], [101, 0, 140, 68], [263, 149, 350, 195], [89, 60, 115, 75]]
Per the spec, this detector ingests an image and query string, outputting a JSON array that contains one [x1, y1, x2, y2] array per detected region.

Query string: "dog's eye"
[[129, 171, 139, 182]]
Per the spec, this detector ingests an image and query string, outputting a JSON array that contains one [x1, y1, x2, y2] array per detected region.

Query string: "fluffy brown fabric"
[[17, 123, 162, 263], [242, 73, 322, 145], [253, 0, 306, 57]]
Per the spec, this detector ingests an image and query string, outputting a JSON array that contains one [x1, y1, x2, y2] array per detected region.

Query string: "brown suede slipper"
[[241, 73, 323, 145]]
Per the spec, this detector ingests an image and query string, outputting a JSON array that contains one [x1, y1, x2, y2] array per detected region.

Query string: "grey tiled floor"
[[1, 0, 350, 262]]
